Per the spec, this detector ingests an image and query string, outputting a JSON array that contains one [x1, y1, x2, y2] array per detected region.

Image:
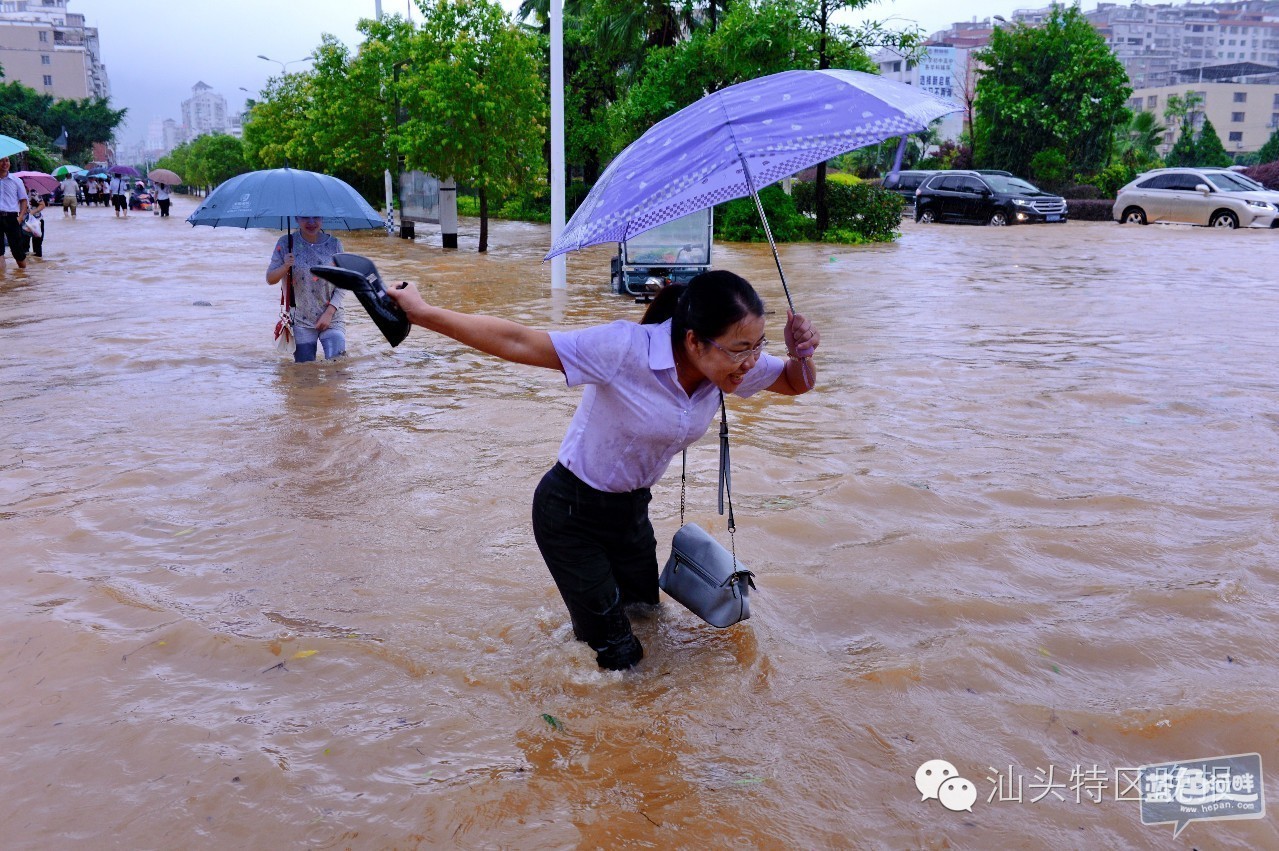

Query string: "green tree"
[[1195, 118, 1233, 167], [1162, 91, 1203, 136], [1165, 125, 1198, 167], [1113, 110, 1165, 167], [190, 134, 248, 186], [43, 96, 126, 165], [795, 0, 921, 233], [395, 0, 545, 252], [0, 81, 124, 165], [0, 113, 57, 171], [154, 141, 192, 186], [608, 0, 911, 235], [308, 22, 412, 203], [1029, 148, 1069, 189], [1257, 126, 1279, 165], [241, 71, 322, 171], [973, 7, 1130, 176]]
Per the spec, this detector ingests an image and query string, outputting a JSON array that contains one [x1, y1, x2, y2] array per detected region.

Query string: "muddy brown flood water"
[[2, 197, 1277, 850]]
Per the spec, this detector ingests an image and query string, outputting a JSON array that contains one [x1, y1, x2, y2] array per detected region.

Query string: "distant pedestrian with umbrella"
[[0, 155, 30, 269], [154, 183, 172, 217], [108, 165, 140, 217], [148, 169, 181, 217], [265, 216, 347, 362], [187, 167, 385, 362]]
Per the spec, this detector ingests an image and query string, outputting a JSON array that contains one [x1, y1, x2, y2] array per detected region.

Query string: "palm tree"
[[1114, 110, 1166, 165]]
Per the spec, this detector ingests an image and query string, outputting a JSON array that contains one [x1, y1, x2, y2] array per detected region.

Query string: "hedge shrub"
[[1243, 161, 1279, 189], [1066, 199, 1116, 221], [791, 180, 904, 243], [714, 184, 811, 243]]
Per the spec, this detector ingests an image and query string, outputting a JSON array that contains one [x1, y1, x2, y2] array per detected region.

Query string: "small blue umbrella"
[[186, 167, 383, 231], [0, 134, 30, 159], [546, 69, 960, 310]]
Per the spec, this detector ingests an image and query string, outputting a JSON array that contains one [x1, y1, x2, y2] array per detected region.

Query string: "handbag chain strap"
[[679, 391, 736, 566]]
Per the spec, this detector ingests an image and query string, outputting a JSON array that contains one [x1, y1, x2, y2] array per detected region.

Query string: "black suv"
[[881, 170, 937, 208], [914, 171, 1067, 226]]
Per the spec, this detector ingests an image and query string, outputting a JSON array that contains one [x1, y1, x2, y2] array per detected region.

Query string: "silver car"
[[1113, 167, 1279, 229]]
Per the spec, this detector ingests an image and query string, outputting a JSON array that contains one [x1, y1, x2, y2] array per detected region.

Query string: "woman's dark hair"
[[640, 271, 764, 349]]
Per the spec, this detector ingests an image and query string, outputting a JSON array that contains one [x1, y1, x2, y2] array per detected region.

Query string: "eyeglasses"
[[703, 336, 768, 365]]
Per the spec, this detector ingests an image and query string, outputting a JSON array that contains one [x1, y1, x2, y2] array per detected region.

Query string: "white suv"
[[1113, 167, 1278, 229]]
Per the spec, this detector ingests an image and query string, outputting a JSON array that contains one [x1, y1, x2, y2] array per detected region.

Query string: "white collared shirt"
[[0, 173, 25, 212], [549, 318, 783, 492]]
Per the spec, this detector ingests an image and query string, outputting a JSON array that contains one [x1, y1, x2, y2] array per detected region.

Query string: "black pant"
[[0, 213, 26, 262], [159, 198, 170, 217], [532, 462, 657, 669]]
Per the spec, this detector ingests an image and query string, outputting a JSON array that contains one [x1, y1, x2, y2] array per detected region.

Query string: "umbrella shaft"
[[741, 156, 811, 390], [740, 155, 794, 314]]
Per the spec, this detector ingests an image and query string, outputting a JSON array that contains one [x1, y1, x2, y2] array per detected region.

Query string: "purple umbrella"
[[13, 171, 59, 194], [108, 164, 140, 177], [546, 69, 960, 309]]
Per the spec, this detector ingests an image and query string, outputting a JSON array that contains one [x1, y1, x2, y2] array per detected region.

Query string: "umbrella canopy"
[[0, 134, 29, 159], [148, 168, 182, 185], [14, 171, 59, 194], [108, 164, 141, 177], [52, 165, 86, 179], [547, 69, 960, 264], [87, 172, 109, 179], [186, 167, 384, 231]]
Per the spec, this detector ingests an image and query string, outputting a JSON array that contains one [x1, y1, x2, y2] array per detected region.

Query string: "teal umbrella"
[[0, 134, 30, 159]]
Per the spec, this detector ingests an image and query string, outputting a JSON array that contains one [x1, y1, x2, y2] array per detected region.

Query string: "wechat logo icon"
[[916, 759, 978, 813]]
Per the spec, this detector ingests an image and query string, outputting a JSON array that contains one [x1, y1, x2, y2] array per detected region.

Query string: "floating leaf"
[[292, 649, 318, 659], [1038, 647, 1051, 657], [733, 775, 766, 786], [1051, 664, 1061, 674], [541, 713, 564, 731], [172, 528, 196, 537]]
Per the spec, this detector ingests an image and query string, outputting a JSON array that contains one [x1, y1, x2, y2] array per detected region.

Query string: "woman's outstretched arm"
[[386, 282, 564, 372]]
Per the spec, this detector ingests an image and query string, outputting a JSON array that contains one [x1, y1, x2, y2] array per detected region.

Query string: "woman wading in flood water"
[[387, 271, 819, 670]]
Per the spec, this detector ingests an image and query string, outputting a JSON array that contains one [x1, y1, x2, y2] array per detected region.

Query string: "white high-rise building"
[[181, 81, 229, 139]]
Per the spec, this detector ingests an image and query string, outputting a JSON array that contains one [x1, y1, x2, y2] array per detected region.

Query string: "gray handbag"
[[659, 393, 756, 627]]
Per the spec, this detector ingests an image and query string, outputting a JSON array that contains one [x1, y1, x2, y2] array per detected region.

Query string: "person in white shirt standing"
[[155, 182, 171, 217], [60, 176, 78, 218], [0, 156, 29, 268], [110, 173, 128, 217]]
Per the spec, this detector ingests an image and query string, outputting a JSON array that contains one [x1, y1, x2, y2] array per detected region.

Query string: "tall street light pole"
[[550, 0, 566, 290], [257, 54, 311, 76]]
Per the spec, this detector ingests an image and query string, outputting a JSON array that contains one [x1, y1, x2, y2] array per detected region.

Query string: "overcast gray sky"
[[67, 0, 1085, 146]]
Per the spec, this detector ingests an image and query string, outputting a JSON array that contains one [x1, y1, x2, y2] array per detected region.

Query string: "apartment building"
[[0, 0, 109, 100]]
